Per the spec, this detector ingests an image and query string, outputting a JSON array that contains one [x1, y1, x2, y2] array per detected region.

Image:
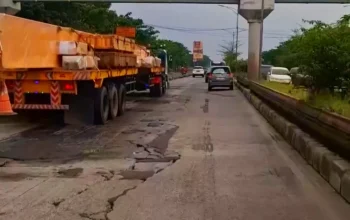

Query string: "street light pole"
[[218, 4, 239, 73], [235, 12, 239, 73]]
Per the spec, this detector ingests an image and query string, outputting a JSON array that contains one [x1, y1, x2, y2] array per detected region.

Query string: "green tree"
[[16, 2, 158, 46], [155, 39, 192, 70], [262, 17, 350, 92], [219, 40, 243, 72]]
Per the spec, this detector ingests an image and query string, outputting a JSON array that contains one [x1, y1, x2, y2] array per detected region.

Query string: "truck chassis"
[[1, 67, 168, 125]]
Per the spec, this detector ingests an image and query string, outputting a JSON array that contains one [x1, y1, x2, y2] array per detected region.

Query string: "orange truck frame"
[[0, 14, 169, 125]]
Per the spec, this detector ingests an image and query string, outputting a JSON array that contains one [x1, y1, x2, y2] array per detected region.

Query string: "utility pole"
[[218, 4, 240, 73], [235, 12, 239, 73], [258, 0, 265, 81]]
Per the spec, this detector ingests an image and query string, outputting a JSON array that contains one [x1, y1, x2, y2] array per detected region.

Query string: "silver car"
[[207, 66, 233, 91]]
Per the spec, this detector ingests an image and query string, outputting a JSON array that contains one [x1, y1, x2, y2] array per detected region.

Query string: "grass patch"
[[260, 81, 350, 118]]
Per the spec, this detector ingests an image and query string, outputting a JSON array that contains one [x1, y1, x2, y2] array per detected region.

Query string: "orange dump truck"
[[0, 14, 169, 124]]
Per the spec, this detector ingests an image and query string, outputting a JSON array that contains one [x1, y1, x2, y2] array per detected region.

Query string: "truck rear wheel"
[[117, 84, 126, 116], [94, 86, 109, 125], [108, 83, 119, 120], [150, 78, 163, 97]]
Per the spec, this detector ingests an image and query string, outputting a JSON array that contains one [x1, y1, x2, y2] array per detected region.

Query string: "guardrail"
[[236, 77, 350, 160]]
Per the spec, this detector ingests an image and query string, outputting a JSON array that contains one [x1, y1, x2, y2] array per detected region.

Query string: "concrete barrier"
[[168, 72, 191, 81], [235, 81, 350, 203]]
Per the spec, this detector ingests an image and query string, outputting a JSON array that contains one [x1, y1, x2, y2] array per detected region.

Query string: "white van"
[[267, 67, 291, 84]]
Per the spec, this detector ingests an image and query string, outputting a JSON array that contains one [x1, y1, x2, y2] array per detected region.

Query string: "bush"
[[262, 16, 350, 94]]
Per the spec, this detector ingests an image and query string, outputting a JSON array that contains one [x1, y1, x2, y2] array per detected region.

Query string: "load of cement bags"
[[134, 45, 162, 68], [141, 56, 161, 68]]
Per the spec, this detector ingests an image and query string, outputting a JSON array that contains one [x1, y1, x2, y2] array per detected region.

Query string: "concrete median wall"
[[168, 72, 191, 80], [235, 81, 350, 203]]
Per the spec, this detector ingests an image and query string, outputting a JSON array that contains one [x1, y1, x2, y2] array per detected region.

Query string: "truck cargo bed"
[[0, 13, 135, 69]]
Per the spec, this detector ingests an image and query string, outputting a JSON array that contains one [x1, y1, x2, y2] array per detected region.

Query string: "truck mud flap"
[[64, 95, 94, 125]]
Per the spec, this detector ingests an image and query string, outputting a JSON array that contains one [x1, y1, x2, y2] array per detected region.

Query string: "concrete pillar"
[[0, 0, 20, 15], [247, 22, 261, 81], [239, 0, 275, 81]]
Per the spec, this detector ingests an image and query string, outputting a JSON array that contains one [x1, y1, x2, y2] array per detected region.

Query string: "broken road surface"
[[1, 77, 350, 220]]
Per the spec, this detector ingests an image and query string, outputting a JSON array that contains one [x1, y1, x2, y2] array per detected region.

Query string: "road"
[[0, 76, 350, 220]]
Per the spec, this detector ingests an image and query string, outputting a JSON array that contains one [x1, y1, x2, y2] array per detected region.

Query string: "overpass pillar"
[[0, 0, 21, 15], [239, 0, 274, 81]]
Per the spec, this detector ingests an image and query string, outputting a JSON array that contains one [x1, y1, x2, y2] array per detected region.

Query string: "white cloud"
[[111, 3, 350, 61]]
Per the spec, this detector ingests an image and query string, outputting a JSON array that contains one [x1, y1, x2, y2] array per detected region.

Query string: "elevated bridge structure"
[[2, 0, 349, 81]]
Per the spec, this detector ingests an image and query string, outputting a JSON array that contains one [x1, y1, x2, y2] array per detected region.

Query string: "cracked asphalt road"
[[1, 77, 350, 220]]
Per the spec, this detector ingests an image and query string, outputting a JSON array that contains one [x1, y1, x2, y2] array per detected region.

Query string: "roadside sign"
[[193, 41, 203, 62]]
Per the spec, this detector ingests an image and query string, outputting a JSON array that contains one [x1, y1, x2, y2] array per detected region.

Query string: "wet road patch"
[[200, 98, 209, 113], [0, 172, 31, 181], [193, 120, 214, 152], [57, 168, 83, 178]]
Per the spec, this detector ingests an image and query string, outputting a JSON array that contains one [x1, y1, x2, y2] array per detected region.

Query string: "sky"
[[110, 3, 350, 61]]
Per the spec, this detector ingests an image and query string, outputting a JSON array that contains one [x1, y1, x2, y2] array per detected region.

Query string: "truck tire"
[[94, 86, 109, 125], [150, 78, 163, 97], [108, 83, 119, 120], [117, 84, 126, 116], [155, 78, 163, 97]]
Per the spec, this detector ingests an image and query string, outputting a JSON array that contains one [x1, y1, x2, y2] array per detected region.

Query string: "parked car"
[[192, 66, 205, 77], [207, 66, 234, 91], [261, 64, 273, 80], [267, 67, 291, 84]]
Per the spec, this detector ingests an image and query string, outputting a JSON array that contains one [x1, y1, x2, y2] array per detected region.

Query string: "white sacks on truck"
[[58, 41, 89, 55], [133, 45, 161, 68], [141, 56, 161, 68], [62, 55, 100, 70]]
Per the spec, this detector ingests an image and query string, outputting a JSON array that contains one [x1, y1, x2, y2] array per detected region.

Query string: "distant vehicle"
[[205, 62, 225, 83], [211, 61, 225, 66], [261, 64, 273, 80], [267, 67, 291, 84], [180, 66, 188, 75], [207, 66, 234, 91], [192, 66, 205, 77]]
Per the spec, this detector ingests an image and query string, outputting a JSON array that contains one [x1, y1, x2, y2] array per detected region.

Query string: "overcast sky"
[[111, 3, 349, 61]]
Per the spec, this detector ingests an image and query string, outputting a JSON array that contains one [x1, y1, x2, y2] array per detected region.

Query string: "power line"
[[152, 26, 293, 38], [146, 23, 295, 36], [146, 23, 242, 32]]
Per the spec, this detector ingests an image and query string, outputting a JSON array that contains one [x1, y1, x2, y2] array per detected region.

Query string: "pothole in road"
[[120, 125, 181, 181], [57, 167, 83, 178], [119, 170, 155, 181], [147, 122, 164, 127], [121, 129, 146, 134], [0, 172, 32, 181]]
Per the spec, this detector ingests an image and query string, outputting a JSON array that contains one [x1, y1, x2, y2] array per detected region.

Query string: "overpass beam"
[[239, 0, 275, 81], [0, 0, 21, 15]]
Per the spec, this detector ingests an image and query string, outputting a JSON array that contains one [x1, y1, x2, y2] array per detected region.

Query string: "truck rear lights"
[[60, 81, 75, 91], [151, 77, 161, 84]]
